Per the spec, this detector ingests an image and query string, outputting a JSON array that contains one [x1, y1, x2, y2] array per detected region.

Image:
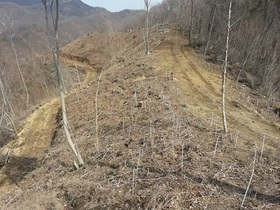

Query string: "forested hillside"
[[151, 0, 280, 100]]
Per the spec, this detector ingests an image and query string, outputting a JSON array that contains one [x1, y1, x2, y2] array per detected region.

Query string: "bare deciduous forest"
[[0, 0, 279, 209], [151, 0, 280, 100]]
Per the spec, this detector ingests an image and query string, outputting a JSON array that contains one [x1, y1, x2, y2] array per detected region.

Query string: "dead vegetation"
[[0, 26, 279, 209]]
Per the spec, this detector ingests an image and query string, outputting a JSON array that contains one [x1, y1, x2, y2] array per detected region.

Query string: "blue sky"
[[81, 0, 163, 12]]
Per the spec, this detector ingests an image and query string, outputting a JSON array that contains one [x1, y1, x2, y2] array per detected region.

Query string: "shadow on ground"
[[120, 160, 280, 204], [0, 156, 38, 188]]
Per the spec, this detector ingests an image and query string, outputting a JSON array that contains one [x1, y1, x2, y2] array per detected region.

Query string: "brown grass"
[[0, 25, 279, 209]]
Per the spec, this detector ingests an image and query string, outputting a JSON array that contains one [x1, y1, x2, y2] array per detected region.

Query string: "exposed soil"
[[151, 29, 279, 158], [0, 26, 279, 209]]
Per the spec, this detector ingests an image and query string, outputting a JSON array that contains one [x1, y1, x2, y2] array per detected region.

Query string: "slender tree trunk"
[[42, 0, 84, 168], [222, 0, 232, 134], [95, 70, 102, 149], [236, 35, 260, 84], [10, 35, 29, 107], [0, 12, 29, 107], [189, 0, 195, 46], [0, 77, 17, 135], [0, 77, 14, 117], [144, 0, 150, 55], [204, 2, 217, 55]]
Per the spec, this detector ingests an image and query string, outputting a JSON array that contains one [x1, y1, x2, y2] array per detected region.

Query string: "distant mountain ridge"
[[0, 0, 103, 18], [0, 0, 40, 6]]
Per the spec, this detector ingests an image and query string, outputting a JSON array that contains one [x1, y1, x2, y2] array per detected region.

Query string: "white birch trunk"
[[222, 1, 232, 134], [42, 0, 84, 167], [144, 0, 150, 55]]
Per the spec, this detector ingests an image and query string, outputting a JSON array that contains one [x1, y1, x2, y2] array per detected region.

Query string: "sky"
[[81, 0, 163, 12]]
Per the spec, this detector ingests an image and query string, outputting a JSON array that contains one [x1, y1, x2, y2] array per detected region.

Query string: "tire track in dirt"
[[153, 32, 279, 153], [0, 97, 60, 193], [180, 46, 219, 98], [177, 45, 280, 144], [170, 44, 216, 106], [176, 47, 278, 142], [0, 54, 95, 193], [170, 44, 195, 91], [60, 53, 96, 87]]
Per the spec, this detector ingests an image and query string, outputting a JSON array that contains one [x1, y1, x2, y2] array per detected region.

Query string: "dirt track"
[[0, 27, 279, 208], [0, 55, 95, 193], [152, 30, 280, 155]]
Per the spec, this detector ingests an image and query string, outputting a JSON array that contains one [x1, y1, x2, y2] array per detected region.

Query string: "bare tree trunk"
[[42, 0, 84, 168], [0, 12, 29, 107], [236, 34, 260, 84], [189, 0, 195, 46], [102, 16, 114, 63], [204, 2, 217, 55], [10, 36, 29, 107], [95, 70, 102, 149], [0, 77, 17, 135], [144, 0, 150, 55], [0, 77, 14, 117], [222, 0, 232, 134]]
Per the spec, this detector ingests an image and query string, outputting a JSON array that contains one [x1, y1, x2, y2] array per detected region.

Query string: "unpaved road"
[[1, 28, 279, 194], [0, 55, 95, 193], [152, 30, 280, 154]]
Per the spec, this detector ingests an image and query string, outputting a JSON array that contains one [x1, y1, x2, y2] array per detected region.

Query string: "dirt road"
[[0, 55, 95, 193], [1, 27, 279, 196], [152, 30, 280, 155]]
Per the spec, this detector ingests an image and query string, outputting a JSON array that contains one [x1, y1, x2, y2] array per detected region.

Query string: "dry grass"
[[0, 25, 279, 209]]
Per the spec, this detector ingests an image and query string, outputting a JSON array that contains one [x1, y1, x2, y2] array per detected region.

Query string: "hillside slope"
[[0, 0, 99, 18], [0, 0, 143, 141], [0, 26, 279, 209]]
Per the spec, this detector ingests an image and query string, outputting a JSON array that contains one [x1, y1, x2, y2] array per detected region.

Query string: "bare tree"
[[222, 0, 232, 134], [0, 12, 29, 107], [189, 0, 196, 46], [149, 0, 280, 99], [204, 1, 218, 55], [42, 0, 84, 168], [144, 0, 151, 55], [0, 76, 17, 135], [95, 69, 102, 150], [100, 14, 114, 63], [236, 34, 260, 84]]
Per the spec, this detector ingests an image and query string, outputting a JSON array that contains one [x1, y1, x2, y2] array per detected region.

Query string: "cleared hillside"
[[0, 0, 143, 143], [0, 25, 279, 209]]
